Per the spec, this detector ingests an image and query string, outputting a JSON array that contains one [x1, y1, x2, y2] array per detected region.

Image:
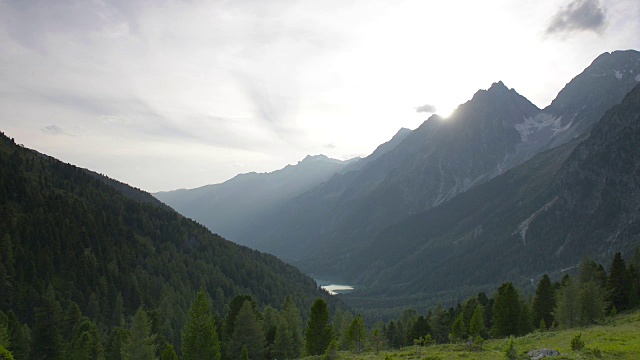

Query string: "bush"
[[504, 335, 518, 360], [571, 333, 585, 351]]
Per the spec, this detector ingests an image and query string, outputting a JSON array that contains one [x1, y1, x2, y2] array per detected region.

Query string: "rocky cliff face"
[[539, 81, 640, 258]]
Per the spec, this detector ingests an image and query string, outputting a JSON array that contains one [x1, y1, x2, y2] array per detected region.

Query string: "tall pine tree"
[[182, 290, 220, 360], [227, 301, 264, 360], [608, 252, 630, 311], [532, 274, 555, 330], [122, 307, 156, 360], [305, 299, 333, 355], [31, 288, 64, 360], [491, 282, 520, 337]]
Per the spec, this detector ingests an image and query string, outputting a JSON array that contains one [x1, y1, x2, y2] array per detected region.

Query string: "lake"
[[321, 284, 354, 295]]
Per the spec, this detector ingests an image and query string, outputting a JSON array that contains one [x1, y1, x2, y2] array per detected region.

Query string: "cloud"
[[415, 103, 437, 113], [546, 0, 607, 36], [324, 143, 336, 149], [42, 124, 69, 136]]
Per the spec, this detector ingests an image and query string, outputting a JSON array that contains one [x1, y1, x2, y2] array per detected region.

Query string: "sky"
[[1, 0, 639, 192]]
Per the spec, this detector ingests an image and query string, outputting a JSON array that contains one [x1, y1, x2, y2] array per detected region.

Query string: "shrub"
[[571, 333, 585, 351], [504, 335, 518, 360]]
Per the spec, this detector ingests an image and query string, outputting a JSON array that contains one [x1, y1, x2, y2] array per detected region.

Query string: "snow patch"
[[513, 197, 558, 245], [515, 113, 567, 142], [614, 69, 623, 80]]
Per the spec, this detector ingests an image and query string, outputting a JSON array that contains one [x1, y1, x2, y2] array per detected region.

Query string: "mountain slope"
[[0, 132, 341, 347], [267, 50, 640, 275], [343, 81, 640, 316], [154, 154, 349, 246]]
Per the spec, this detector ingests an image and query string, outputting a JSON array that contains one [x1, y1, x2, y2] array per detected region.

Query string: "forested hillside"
[[341, 81, 640, 319], [0, 131, 342, 358]]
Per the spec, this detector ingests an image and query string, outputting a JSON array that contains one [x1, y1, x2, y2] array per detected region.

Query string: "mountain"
[[344, 81, 640, 318], [0, 131, 342, 348], [244, 50, 640, 273], [512, 50, 640, 162], [154, 154, 349, 247]]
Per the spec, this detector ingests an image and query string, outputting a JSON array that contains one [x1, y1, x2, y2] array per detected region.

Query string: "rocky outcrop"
[[527, 349, 561, 360]]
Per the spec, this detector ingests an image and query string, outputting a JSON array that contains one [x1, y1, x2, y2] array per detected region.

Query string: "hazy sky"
[[1, 0, 639, 192]]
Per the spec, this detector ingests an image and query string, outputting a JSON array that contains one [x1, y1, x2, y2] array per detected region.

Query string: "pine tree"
[[491, 282, 520, 337], [182, 290, 221, 360], [31, 288, 64, 360], [6, 311, 28, 360], [345, 314, 366, 353], [608, 252, 630, 311], [273, 316, 294, 359], [532, 274, 555, 330], [105, 327, 128, 360], [280, 295, 303, 357], [429, 304, 450, 343], [68, 318, 105, 360], [160, 344, 178, 360], [579, 281, 607, 325], [555, 276, 580, 328], [227, 301, 264, 360], [305, 298, 333, 355], [469, 304, 485, 338], [407, 316, 430, 343], [261, 305, 279, 360], [222, 295, 256, 360], [462, 298, 478, 335], [448, 314, 466, 343], [517, 302, 533, 336], [122, 307, 156, 360]]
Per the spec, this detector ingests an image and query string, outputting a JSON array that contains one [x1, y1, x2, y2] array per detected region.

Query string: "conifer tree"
[[407, 316, 430, 343], [491, 282, 520, 337], [429, 304, 450, 344], [469, 304, 485, 338], [608, 252, 630, 311], [273, 316, 294, 359], [280, 295, 303, 357], [227, 301, 264, 360], [346, 314, 366, 353], [6, 311, 28, 360], [448, 314, 466, 343], [69, 318, 104, 360], [517, 302, 533, 336], [305, 298, 333, 355], [579, 281, 607, 325], [122, 307, 156, 360], [532, 274, 555, 330], [182, 289, 220, 360], [555, 276, 580, 328], [160, 344, 177, 360], [261, 305, 279, 360], [105, 327, 128, 360], [31, 288, 64, 360]]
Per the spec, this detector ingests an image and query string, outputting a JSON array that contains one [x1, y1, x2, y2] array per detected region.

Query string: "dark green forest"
[[0, 131, 343, 358]]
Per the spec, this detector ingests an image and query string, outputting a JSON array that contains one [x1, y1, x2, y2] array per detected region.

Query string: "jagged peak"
[[488, 80, 508, 92], [301, 154, 330, 162]]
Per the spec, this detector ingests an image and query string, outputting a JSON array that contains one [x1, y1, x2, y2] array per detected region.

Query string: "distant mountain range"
[[155, 50, 640, 316], [154, 154, 352, 244]]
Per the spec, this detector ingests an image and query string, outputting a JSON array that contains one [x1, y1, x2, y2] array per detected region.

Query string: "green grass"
[[302, 310, 640, 359]]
